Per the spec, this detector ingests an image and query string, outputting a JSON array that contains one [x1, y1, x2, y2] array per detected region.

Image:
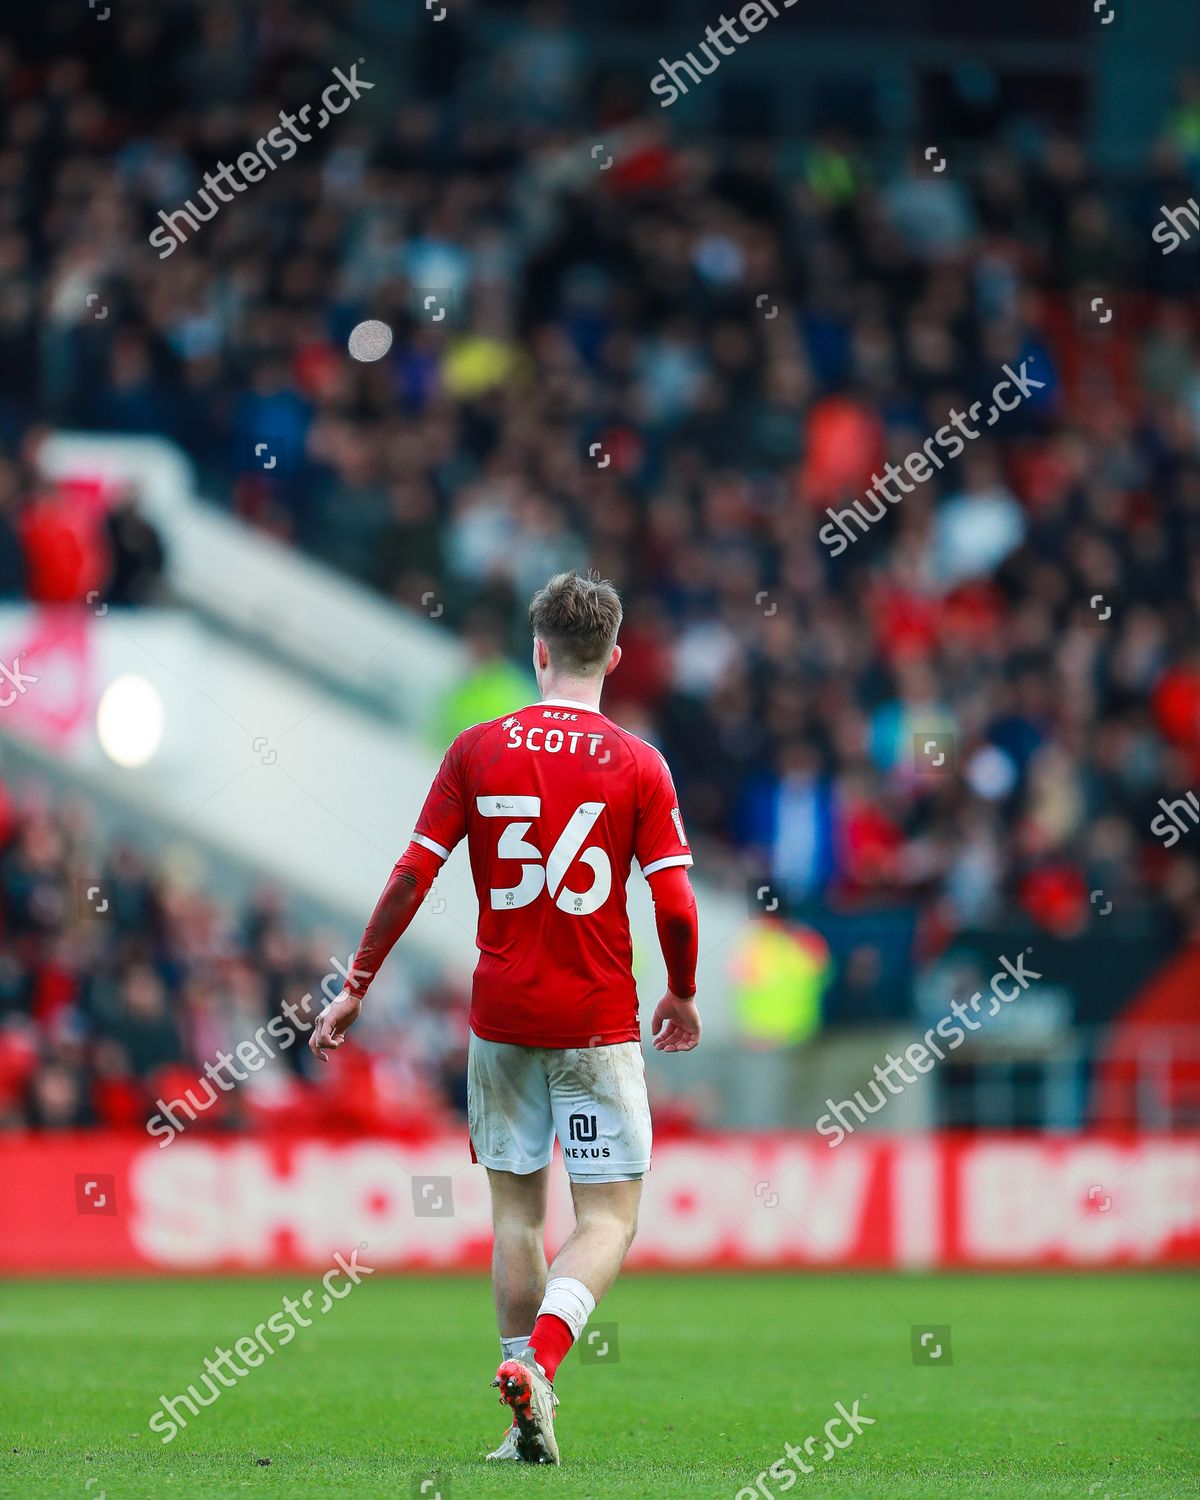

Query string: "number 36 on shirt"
[[476, 795, 610, 916]]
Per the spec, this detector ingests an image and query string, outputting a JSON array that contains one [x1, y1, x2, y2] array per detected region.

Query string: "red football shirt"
[[412, 698, 693, 1047]]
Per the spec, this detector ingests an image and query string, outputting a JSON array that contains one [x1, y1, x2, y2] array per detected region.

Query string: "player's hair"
[[528, 570, 623, 673]]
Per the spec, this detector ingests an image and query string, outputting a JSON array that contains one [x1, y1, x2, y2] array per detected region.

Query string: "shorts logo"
[[568, 1112, 598, 1142]]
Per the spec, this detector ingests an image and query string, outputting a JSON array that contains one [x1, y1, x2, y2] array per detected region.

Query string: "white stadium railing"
[[1, 435, 753, 1051]]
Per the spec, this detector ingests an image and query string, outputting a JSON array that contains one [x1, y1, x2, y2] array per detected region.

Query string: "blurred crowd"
[[0, 0, 1199, 977], [0, 782, 469, 1131]]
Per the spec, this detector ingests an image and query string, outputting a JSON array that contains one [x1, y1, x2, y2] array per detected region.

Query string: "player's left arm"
[[633, 744, 701, 1053], [310, 736, 466, 1063], [647, 864, 701, 1052]]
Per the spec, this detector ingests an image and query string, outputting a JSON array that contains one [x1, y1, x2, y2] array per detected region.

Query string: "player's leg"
[[486, 1164, 549, 1347], [551, 1176, 641, 1298], [524, 1177, 640, 1378], [487, 1161, 563, 1465], [525, 1040, 651, 1381], [492, 1175, 639, 1465], [483, 1165, 551, 1462], [468, 1033, 555, 1334], [467, 1034, 558, 1461]]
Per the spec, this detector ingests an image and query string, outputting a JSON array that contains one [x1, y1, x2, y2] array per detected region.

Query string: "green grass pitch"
[[2, 1272, 1197, 1499]]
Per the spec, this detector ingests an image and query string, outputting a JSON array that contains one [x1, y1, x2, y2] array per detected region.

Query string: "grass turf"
[[1, 1272, 1197, 1499]]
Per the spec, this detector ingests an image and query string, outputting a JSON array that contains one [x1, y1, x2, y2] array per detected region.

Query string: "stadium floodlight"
[[347, 319, 393, 362], [96, 673, 165, 768]]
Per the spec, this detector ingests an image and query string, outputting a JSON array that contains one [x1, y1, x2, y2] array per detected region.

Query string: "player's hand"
[[651, 991, 701, 1052], [309, 990, 361, 1063]]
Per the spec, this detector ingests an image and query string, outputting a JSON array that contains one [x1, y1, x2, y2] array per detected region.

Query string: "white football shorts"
[[467, 1032, 652, 1182]]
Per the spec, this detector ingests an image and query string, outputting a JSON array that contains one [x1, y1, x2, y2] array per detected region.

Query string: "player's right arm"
[[309, 733, 468, 1063]]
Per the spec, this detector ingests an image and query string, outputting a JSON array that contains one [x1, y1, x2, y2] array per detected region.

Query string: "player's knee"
[[495, 1214, 546, 1252], [487, 1168, 548, 1230], [493, 1185, 547, 1239]]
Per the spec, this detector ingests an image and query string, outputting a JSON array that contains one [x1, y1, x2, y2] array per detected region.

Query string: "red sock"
[[527, 1313, 573, 1382]]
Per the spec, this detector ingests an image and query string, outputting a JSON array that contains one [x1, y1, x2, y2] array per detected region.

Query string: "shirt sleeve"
[[345, 841, 443, 1000], [647, 863, 698, 998], [635, 745, 693, 877], [413, 734, 468, 859]]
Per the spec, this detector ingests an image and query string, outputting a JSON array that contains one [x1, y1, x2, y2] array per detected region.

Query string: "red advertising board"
[[3, 1132, 1198, 1273]]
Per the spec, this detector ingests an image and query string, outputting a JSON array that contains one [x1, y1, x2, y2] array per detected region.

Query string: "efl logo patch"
[[671, 808, 687, 846]]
